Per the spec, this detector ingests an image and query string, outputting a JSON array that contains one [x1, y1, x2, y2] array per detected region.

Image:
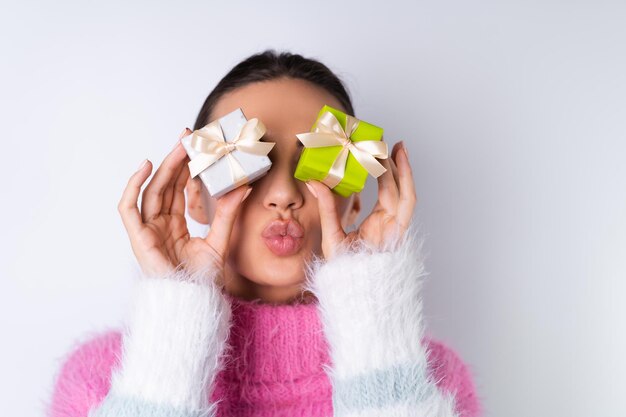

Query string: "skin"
[[118, 77, 416, 305]]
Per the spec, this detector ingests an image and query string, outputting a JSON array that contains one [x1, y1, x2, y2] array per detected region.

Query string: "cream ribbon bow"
[[188, 118, 275, 186], [296, 111, 388, 189]]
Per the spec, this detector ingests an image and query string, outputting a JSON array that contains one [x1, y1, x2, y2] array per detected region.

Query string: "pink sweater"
[[47, 230, 482, 417]]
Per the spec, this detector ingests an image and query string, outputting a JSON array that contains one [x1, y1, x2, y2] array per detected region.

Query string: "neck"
[[223, 265, 316, 305]]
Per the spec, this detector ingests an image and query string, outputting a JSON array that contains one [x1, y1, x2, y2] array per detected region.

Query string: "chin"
[[230, 250, 302, 287], [256, 256, 307, 286]]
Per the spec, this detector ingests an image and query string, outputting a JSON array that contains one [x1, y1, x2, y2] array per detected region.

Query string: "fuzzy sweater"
[[46, 229, 482, 417]]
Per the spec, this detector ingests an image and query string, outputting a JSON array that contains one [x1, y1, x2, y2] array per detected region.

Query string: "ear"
[[186, 177, 212, 225], [342, 192, 362, 228]]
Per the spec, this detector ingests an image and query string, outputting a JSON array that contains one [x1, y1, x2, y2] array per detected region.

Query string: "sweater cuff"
[[92, 267, 232, 417], [304, 225, 459, 416]]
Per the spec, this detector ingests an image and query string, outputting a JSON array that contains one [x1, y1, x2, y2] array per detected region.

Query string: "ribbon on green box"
[[294, 105, 388, 197]]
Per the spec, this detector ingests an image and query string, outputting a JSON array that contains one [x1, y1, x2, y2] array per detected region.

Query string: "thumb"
[[305, 180, 346, 259], [204, 185, 252, 262]]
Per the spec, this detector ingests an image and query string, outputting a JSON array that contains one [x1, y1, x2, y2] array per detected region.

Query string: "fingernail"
[[305, 181, 318, 198], [137, 159, 148, 171], [242, 187, 252, 202], [179, 128, 190, 139], [401, 142, 409, 158]]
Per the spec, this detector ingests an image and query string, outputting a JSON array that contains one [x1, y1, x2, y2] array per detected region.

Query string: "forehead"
[[211, 78, 346, 146]]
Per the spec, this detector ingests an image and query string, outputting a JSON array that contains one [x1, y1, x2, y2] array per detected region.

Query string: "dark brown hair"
[[193, 50, 354, 130]]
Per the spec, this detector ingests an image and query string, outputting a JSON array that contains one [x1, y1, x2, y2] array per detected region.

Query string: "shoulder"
[[423, 335, 483, 417], [46, 329, 123, 417]]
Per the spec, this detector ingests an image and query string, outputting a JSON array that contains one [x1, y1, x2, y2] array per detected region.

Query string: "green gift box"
[[294, 105, 387, 197]]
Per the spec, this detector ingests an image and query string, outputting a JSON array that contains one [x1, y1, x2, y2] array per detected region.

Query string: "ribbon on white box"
[[182, 108, 275, 197], [189, 118, 274, 185]]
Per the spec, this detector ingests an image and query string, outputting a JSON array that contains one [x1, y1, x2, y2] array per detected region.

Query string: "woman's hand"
[[118, 128, 252, 280], [305, 140, 416, 260]]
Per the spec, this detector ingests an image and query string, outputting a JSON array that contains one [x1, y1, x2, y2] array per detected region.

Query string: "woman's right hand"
[[117, 128, 252, 282]]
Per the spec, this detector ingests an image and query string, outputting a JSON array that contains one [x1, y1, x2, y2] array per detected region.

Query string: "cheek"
[[226, 211, 260, 277], [300, 200, 324, 254], [228, 208, 250, 253]]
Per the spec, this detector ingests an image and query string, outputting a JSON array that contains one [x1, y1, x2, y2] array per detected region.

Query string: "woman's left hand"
[[305, 140, 416, 260]]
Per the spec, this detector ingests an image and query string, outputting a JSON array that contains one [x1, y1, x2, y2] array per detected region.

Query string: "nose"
[[261, 158, 304, 213]]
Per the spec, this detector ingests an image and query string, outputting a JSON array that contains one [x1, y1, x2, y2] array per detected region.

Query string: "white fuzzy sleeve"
[[88, 268, 232, 417], [304, 225, 459, 417]]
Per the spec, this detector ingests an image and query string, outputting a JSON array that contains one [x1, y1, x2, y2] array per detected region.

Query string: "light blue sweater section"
[[332, 360, 438, 415], [88, 394, 216, 417]]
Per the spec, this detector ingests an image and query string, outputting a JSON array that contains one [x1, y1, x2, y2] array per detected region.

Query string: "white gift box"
[[181, 108, 273, 198]]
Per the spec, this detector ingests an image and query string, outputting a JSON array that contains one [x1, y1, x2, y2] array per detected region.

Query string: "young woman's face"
[[186, 77, 361, 303]]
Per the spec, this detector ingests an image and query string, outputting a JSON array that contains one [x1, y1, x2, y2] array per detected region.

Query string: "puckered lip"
[[261, 218, 305, 238]]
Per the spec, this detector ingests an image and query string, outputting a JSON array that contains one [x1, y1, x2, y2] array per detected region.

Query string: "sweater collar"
[[221, 293, 331, 383]]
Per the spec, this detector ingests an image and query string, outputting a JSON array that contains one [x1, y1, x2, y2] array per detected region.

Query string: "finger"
[[161, 128, 191, 214], [204, 185, 252, 260], [376, 153, 400, 211], [305, 180, 346, 256], [141, 143, 188, 221], [170, 128, 191, 216], [395, 142, 418, 229], [170, 162, 191, 216], [118, 159, 153, 236], [161, 156, 187, 215], [389, 142, 402, 185]]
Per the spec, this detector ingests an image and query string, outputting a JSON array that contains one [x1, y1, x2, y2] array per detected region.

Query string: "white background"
[[1, 1, 624, 416]]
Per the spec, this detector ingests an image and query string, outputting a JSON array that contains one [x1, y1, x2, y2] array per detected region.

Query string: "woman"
[[47, 50, 482, 417]]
